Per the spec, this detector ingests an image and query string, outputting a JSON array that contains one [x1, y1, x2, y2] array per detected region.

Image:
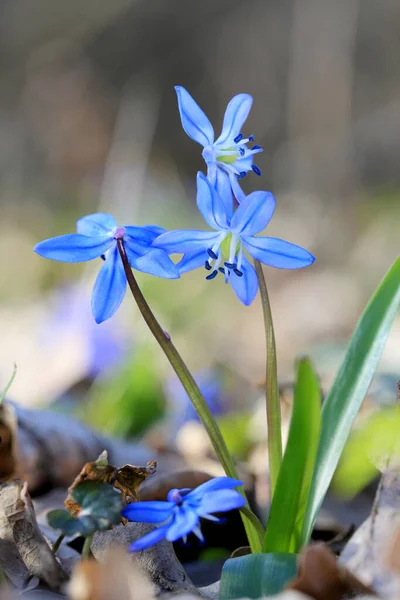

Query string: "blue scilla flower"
[[34, 213, 179, 324], [175, 86, 263, 211], [153, 173, 315, 306], [122, 476, 245, 551]]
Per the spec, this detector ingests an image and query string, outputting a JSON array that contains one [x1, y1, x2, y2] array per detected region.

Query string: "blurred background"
[[0, 0, 399, 506]]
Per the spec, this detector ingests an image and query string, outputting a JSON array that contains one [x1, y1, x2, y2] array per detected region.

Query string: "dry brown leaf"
[[0, 480, 68, 591], [340, 467, 400, 598], [287, 543, 374, 600], [64, 451, 156, 516]]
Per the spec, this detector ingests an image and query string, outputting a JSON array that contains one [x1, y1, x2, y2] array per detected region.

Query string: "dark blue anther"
[[234, 268, 243, 277], [206, 270, 218, 280], [224, 261, 237, 269], [100, 254, 106, 261], [252, 145, 261, 150], [218, 267, 225, 274], [234, 133, 243, 143], [204, 261, 212, 271], [252, 165, 262, 176], [239, 147, 245, 157], [207, 248, 218, 260], [237, 171, 247, 179], [249, 134, 255, 142]]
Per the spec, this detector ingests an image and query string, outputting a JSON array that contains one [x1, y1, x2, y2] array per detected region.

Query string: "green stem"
[[117, 240, 263, 553], [254, 260, 282, 496], [81, 534, 93, 560], [52, 534, 65, 555]]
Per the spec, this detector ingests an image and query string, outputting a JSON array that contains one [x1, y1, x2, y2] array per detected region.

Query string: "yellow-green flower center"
[[216, 148, 238, 165]]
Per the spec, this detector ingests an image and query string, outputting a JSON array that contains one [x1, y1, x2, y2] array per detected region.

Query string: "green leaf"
[[219, 553, 298, 599], [263, 357, 321, 553], [333, 405, 400, 497], [48, 482, 123, 537], [302, 258, 400, 544]]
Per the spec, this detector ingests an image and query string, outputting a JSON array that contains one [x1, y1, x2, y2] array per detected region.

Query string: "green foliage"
[[217, 412, 252, 459], [301, 258, 400, 544], [333, 405, 400, 497], [81, 345, 165, 437], [264, 357, 321, 553], [47, 482, 122, 537], [0, 363, 17, 406], [219, 553, 298, 599]]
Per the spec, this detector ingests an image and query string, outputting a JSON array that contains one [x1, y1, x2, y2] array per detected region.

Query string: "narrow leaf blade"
[[302, 258, 400, 543], [219, 553, 298, 599], [264, 357, 321, 553]]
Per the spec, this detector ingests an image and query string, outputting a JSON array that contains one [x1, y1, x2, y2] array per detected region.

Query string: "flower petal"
[[196, 172, 229, 230], [129, 525, 170, 552], [76, 213, 117, 236], [124, 225, 165, 245], [91, 246, 126, 323], [132, 248, 180, 279], [34, 234, 114, 263], [229, 255, 258, 305], [197, 489, 246, 516], [186, 477, 243, 502], [122, 501, 175, 523], [215, 168, 234, 218], [230, 191, 276, 235], [214, 94, 253, 146], [165, 506, 199, 542], [175, 86, 214, 147], [152, 230, 221, 254], [177, 251, 206, 274], [242, 236, 315, 269]]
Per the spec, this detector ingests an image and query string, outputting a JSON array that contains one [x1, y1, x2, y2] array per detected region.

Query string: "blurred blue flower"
[[175, 86, 263, 212], [165, 370, 226, 436], [34, 213, 179, 323], [122, 476, 245, 551], [153, 173, 315, 306], [44, 284, 130, 379]]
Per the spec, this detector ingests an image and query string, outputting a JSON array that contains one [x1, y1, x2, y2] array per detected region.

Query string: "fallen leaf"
[[288, 543, 374, 600]]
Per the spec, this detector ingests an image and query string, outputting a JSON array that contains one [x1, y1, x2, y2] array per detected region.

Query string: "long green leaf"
[[264, 357, 321, 553], [302, 258, 400, 544], [219, 553, 298, 599]]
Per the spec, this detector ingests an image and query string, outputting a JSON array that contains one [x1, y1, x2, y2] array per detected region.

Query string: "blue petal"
[[125, 241, 180, 279], [124, 225, 166, 245], [186, 477, 243, 502], [214, 94, 253, 146], [196, 172, 229, 230], [152, 230, 221, 254], [122, 501, 175, 524], [165, 506, 199, 542], [233, 154, 254, 175], [177, 251, 206, 274], [34, 234, 114, 263], [91, 246, 126, 323], [215, 168, 234, 219], [129, 525, 170, 552], [230, 255, 258, 306], [197, 490, 246, 516], [175, 86, 214, 147], [230, 191, 276, 235], [228, 172, 246, 204], [242, 236, 315, 269], [76, 213, 117, 236]]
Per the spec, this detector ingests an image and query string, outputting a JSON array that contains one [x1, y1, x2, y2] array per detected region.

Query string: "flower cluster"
[[122, 476, 245, 551], [34, 86, 314, 321]]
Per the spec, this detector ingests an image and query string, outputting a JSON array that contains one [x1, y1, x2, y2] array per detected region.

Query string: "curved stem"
[[254, 260, 282, 496], [81, 534, 93, 560], [117, 240, 263, 553], [52, 534, 65, 555]]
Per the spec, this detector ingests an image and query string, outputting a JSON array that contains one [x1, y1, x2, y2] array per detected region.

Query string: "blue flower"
[[175, 86, 263, 213], [153, 173, 315, 306], [121, 476, 245, 551], [34, 213, 179, 324]]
